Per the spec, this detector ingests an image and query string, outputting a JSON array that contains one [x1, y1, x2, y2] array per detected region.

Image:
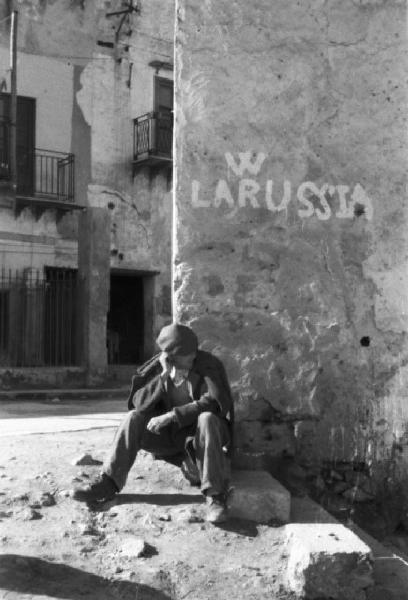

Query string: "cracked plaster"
[[175, 0, 408, 481]]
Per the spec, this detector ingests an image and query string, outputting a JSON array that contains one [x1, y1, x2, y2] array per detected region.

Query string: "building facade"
[[0, 0, 174, 386]]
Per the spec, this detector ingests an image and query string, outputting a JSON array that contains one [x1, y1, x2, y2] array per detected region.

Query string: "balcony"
[[132, 111, 172, 174], [15, 149, 79, 218], [0, 117, 81, 217]]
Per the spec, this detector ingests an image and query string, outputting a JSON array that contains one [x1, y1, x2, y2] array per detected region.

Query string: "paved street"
[[0, 399, 126, 436]]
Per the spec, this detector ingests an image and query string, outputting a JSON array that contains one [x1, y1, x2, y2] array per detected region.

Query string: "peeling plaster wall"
[[75, 0, 174, 338], [0, 0, 174, 344], [0, 0, 106, 59], [0, 0, 105, 269], [129, 0, 174, 117], [0, 46, 78, 270], [0, 48, 74, 151], [175, 0, 408, 483]]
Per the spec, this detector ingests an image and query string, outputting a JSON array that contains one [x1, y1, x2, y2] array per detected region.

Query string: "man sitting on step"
[[72, 323, 233, 524]]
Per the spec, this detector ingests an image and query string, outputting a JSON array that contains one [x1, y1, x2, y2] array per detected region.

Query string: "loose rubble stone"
[[79, 524, 100, 536], [158, 513, 172, 521], [22, 508, 43, 521], [186, 512, 204, 524], [71, 453, 103, 466], [38, 492, 56, 507], [12, 493, 30, 502], [283, 524, 374, 599], [229, 470, 290, 523], [173, 507, 204, 523], [120, 537, 148, 558]]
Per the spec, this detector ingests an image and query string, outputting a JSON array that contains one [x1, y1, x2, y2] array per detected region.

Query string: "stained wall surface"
[[0, 0, 174, 375], [175, 0, 408, 480]]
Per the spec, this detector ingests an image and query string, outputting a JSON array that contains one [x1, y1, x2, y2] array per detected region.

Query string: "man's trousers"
[[103, 410, 231, 496]]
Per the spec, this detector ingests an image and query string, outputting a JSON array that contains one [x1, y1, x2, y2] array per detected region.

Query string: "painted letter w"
[[225, 152, 266, 176]]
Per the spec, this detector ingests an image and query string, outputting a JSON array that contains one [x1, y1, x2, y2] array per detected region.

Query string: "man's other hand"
[[146, 412, 174, 434]]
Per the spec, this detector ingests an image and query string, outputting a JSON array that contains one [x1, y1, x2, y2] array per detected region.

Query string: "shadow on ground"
[[0, 554, 171, 600], [112, 492, 203, 506], [215, 517, 259, 537]]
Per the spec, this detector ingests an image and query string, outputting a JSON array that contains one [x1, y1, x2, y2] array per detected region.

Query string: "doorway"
[[107, 272, 151, 365]]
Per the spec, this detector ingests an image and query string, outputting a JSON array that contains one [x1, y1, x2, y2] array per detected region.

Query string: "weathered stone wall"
[[175, 0, 408, 485]]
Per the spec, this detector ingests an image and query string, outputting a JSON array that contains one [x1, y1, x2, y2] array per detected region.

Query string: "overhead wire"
[[0, 14, 12, 26], [0, 10, 173, 63]]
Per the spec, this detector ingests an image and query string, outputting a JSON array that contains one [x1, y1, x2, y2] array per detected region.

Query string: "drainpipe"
[[9, 10, 18, 193]]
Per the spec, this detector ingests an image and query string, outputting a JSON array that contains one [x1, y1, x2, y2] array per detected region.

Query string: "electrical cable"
[[0, 14, 12, 26]]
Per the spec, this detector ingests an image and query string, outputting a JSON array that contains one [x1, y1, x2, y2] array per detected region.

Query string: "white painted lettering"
[[191, 163, 375, 221], [225, 152, 266, 176], [191, 180, 211, 208], [297, 182, 315, 218], [315, 184, 333, 221], [350, 184, 374, 221], [238, 179, 260, 208], [214, 179, 235, 208], [335, 185, 352, 219], [265, 180, 291, 212]]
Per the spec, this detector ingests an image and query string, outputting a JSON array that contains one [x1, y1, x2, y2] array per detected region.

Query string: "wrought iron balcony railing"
[[34, 149, 75, 203], [133, 111, 173, 168], [0, 118, 75, 205]]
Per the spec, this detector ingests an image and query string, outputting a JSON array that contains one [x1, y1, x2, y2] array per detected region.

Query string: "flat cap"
[[156, 323, 198, 356]]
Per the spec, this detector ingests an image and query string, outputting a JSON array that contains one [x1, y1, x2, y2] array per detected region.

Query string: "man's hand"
[[146, 412, 174, 434], [159, 352, 171, 376]]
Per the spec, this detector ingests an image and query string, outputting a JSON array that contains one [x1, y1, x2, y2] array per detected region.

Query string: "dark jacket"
[[127, 350, 234, 430]]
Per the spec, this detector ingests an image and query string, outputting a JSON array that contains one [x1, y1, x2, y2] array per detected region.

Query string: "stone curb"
[[0, 388, 128, 402], [229, 469, 291, 524], [284, 523, 373, 599]]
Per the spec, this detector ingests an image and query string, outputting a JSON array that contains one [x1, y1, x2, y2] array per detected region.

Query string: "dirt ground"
[[0, 426, 294, 600], [1, 417, 408, 599]]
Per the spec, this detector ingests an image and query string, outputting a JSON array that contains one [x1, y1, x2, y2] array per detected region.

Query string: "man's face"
[[162, 351, 196, 371]]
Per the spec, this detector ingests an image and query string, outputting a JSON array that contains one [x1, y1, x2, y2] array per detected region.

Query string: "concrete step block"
[[283, 523, 374, 599], [229, 470, 290, 523]]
